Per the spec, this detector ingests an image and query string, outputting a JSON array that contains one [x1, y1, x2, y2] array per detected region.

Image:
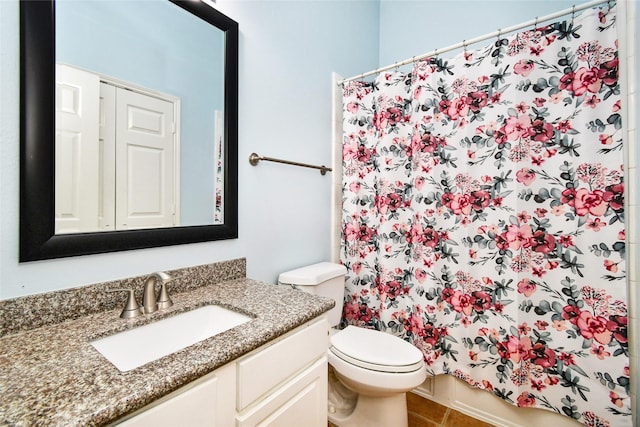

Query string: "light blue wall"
[[0, 0, 378, 299], [0, 0, 631, 300], [56, 0, 224, 225], [378, 0, 595, 69]]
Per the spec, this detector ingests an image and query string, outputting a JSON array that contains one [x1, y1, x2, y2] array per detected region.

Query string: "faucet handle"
[[157, 281, 174, 310], [157, 274, 182, 309], [107, 289, 143, 319]]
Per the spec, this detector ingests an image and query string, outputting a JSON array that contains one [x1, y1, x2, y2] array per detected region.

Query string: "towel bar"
[[249, 152, 332, 175]]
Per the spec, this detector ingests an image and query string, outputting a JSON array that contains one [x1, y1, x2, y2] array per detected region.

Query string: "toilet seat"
[[330, 326, 424, 373]]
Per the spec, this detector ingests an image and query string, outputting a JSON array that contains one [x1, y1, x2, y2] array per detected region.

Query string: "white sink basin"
[[91, 305, 252, 372]]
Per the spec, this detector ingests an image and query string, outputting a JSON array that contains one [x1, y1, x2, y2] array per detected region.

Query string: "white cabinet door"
[[116, 364, 236, 427], [236, 358, 328, 427], [237, 317, 328, 410], [118, 375, 217, 427], [55, 64, 100, 234], [115, 89, 176, 230]]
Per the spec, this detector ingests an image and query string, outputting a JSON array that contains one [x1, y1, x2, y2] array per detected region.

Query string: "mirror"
[[20, 0, 238, 261]]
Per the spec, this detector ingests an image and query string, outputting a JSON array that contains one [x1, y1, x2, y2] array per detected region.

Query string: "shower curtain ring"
[[534, 17, 538, 30], [571, 5, 576, 25]]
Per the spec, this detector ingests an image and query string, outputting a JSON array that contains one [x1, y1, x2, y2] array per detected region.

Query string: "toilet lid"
[[330, 326, 424, 373]]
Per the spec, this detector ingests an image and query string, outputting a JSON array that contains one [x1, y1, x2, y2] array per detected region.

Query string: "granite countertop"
[[0, 277, 334, 426]]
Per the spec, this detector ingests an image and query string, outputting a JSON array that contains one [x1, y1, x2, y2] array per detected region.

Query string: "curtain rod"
[[338, 0, 612, 85]]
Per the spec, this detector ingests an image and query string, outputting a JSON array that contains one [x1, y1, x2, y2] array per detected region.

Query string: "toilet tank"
[[278, 262, 347, 327]]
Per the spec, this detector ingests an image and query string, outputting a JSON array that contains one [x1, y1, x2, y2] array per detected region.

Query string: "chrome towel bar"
[[249, 152, 332, 175]]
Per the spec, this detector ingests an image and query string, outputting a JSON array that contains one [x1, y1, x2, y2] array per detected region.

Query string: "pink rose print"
[[598, 57, 619, 86], [449, 194, 472, 216], [606, 315, 627, 345], [446, 98, 470, 120], [517, 392, 537, 408], [527, 118, 555, 142], [609, 391, 624, 408], [497, 335, 532, 364], [603, 259, 619, 272], [576, 311, 613, 345], [465, 91, 489, 113], [343, 300, 375, 323], [469, 190, 491, 211], [516, 168, 536, 185], [562, 305, 581, 325], [563, 67, 602, 96], [346, 102, 359, 114], [412, 132, 441, 154], [504, 224, 533, 250], [514, 59, 535, 77], [423, 227, 440, 248], [351, 262, 362, 274], [343, 143, 373, 163], [472, 291, 492, 312], [383, 107, 403, 127], [603, 183, 624, 211], [599, 134, 613, 145], [422, 323, 440, 347], [528, 230, 556, 254], [574, 188, 608, 216], [528, 342, 556, 368], [349, 224, 374, 242], [375, 193, 404, 213], [502, 115, 532, 142], [517, 278, 537, 297]]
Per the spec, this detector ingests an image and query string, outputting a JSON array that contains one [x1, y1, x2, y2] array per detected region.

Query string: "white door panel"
[[99, 82, 116, 231], [116, 89, 175, 229], [55, 64, 100, 234]]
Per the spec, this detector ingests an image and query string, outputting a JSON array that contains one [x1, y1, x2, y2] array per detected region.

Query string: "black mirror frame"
[[19, 0, 239, 262]]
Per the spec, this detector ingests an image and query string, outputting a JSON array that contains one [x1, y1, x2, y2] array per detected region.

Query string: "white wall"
[[0, 0, 379, 299]]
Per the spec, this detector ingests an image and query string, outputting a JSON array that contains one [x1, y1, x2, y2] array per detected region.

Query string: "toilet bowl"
[[327, 326, 426, 426], [278, 262, 427, 427]]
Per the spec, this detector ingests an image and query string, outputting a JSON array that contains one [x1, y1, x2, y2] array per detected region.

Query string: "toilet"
[[278, 262, 427, 427]]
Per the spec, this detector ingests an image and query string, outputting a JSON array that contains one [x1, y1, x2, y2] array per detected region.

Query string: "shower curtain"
[[340, 4, 629, 426]]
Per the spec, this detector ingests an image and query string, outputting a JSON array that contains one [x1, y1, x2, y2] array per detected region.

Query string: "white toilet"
[[278, 262, 427, 427]]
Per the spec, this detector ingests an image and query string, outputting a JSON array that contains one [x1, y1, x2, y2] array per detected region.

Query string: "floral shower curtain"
[[340, 4, 629, 426]]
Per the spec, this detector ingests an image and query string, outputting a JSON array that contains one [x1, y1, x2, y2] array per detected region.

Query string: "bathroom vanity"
[[118, 316, 328, 426], [0, 259, 334, 426]]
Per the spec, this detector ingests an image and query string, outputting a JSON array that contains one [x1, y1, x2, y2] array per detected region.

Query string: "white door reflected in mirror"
[[55, 64, 179, 234]]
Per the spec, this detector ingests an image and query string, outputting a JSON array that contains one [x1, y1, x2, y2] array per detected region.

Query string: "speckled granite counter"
[[0, 260, 334, 426]]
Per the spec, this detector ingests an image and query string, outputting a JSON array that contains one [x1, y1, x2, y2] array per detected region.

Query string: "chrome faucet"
[[142, 271, 175, 313]]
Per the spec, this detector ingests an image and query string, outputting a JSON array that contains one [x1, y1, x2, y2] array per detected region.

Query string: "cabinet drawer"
[[237, 316, 328, 410], [236, 357, 328, 427]]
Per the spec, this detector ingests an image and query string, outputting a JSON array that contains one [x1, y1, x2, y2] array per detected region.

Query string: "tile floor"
[[407, 392, 494, 427], [328, 392, 494, 427]]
